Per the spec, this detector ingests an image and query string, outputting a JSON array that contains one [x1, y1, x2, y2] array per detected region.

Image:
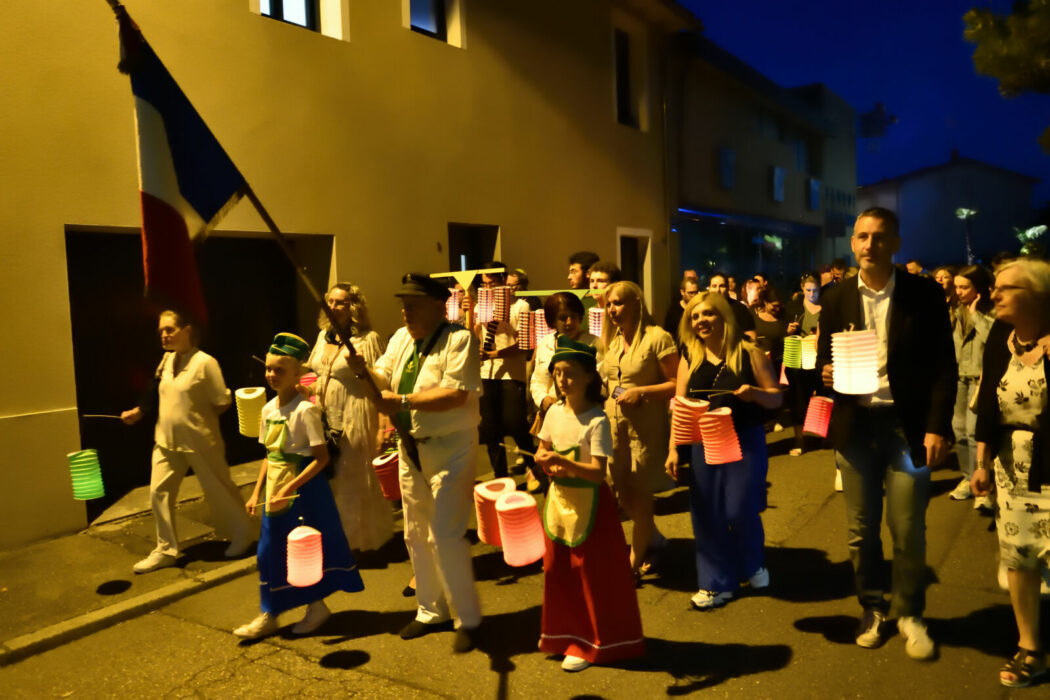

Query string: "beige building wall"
[[1, 0, 676, 547]]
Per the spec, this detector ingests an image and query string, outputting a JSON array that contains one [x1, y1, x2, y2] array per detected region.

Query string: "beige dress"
[[601, 324, 677, 493], [307, 330, 393, 552]]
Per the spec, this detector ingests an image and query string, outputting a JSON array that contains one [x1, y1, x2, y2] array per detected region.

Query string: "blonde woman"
[[305, 283, 393, 553], [972, 259, 1050, 687], [600, 281, 678, 580], [665, 292, 781, 609]]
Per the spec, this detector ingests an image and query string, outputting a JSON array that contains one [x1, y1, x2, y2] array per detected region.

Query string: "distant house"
[[857, 151, 1038, 266]]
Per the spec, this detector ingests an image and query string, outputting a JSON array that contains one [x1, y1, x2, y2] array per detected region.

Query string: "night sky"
[[679, 0, 1050, 207]]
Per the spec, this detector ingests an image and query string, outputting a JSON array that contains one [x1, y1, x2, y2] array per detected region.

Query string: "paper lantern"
[[477, 286, 512, 324], [800, 335, 818, 370], [287, 525, 323, 587], [372, 451, 402, 501], [588, 306, 604, 338], [670, 396, 709, 446], [474, 477, 516, 546], [532, 310, 553, 345], [495, 491, 545, 567], [698, 407, 743, 465], [516, 309, 536, 350], [831, 329, 879, 395], [802, 396, 834, 438], [235, 387, 267, 438], [782, 335, 802, 369], [446, 288, 464, 322], [68, 449, 105, 500]]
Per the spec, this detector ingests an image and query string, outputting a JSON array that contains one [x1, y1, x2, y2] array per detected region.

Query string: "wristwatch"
[[400, 394, 411, 410]]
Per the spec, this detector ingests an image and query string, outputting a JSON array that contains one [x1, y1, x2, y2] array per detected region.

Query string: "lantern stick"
[[81, 414, 123, 420]]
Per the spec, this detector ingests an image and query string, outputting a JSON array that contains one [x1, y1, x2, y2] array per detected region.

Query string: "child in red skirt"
[[534, 335, 644, 672]]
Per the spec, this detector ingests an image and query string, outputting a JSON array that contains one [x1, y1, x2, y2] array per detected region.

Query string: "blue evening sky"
[[678, 0, 1050, 206]]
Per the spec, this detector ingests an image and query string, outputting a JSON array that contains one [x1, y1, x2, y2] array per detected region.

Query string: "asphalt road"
[[3, 437, 1045, 699]]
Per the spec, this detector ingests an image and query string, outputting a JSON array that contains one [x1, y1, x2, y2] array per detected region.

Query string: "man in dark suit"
[[816, 207, 956, 661]]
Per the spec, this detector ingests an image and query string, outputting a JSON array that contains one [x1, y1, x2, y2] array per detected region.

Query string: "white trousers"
[[150, 444, 253, 557], [399, 429, 481, 629]]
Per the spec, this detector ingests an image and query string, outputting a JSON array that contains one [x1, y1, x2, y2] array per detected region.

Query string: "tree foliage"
[[964, 0, 1050, 151]]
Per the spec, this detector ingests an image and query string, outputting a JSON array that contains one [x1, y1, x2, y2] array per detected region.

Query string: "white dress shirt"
[[857, 269, 895, 405]]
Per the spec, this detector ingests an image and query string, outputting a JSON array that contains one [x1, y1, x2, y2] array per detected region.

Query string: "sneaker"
[[898, 616, 935, 660], [855, 608, 885, 648], [399, 619, 452, 640], [745, 567, 771, 589], [690, 589, 733, 610], [224, 540, 254, 558], [291, 600, 331, 635], [974, 495, 994, 512], [834, 469, 843, 493], [788, 448, 802, 457], [133, 551, 177, 574], [949, 478, 973, 501], [452, 626, 479, 654], [561, 655, 591, 672], [233, 613, 278, 639]]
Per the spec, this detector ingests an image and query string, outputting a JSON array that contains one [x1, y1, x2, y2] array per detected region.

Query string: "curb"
[[0, 557, 257, 667]]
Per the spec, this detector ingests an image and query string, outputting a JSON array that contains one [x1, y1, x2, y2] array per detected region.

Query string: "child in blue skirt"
[[234, 333, 364, 639]]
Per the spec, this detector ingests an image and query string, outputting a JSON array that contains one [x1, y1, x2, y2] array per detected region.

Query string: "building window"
[[611, 13, 648, 131], [772, 166, 786, 203], [718, 148, 736, 190], [410, 0, 447, 40], [795, 139, 809, 173], [261, 0, 320, 31], [808, 178, 821, 211]]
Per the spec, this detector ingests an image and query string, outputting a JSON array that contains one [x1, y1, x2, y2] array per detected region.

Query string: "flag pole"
[[242, 185, 384, 400]]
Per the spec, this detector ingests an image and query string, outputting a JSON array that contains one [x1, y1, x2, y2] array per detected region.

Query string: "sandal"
[[1001, 647, 1047, 688]]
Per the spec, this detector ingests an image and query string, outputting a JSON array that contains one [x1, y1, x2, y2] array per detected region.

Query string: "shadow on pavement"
[[319, 648, 371, 670], [353, 534, 410, 570], [472, 549, 543, 584], [793, 614, 862, 644], [320, 608, 416, 643], [763, 546, 853, 602], [654, 489, 690, 517], [928, 599, 1050, 657], [627, 637, 792, 694]]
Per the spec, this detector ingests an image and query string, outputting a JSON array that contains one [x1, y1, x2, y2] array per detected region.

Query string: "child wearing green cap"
[[533, 335, 643, 672], [234, 333, 364, 640]]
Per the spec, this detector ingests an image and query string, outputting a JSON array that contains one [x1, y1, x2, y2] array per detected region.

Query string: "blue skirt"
[[257, 472, 364, 615]]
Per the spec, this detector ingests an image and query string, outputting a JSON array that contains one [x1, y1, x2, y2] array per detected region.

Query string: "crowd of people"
[[120, 206, 1050, 686]]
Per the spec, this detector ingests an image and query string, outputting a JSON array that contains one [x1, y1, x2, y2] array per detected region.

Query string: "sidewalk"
[[0, 462, 268, 666]]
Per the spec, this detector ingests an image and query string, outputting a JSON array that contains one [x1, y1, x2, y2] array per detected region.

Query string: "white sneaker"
[[690, 589, 733, 610], [834, 469, 843, 492], [233, 613, 278, 639], [949, 478, 973, 500], [974, 495, 994, 512], [561, 655, 591, 672], [898, 616, 935, 660], [133, 551, 177, 574], [855, 608, 885, 648], [291, 600, 331, 635], [746, 567, 771, 589]]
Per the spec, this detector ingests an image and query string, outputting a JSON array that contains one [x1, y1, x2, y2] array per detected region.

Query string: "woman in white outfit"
[[305, 283, 393, 552], [121, 310, 253, 573]]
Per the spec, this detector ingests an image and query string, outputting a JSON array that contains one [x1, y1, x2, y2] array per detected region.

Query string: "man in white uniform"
[[352, 273, 483, 654]]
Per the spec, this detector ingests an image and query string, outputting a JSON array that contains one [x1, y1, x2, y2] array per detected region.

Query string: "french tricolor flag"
[[116, 6, 245, 326]]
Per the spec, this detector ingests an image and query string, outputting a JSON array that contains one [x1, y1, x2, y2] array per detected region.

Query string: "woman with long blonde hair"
[[599, 281, 678, 581], [304, 283, 393, 553], [666, 291, 781, 610]]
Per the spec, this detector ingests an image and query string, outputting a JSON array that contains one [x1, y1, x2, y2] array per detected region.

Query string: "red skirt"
[[539, 482, 644, 664]]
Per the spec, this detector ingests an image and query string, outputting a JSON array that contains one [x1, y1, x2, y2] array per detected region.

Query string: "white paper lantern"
[[831, 329, 879, 395], [800, 334, 818, 370]]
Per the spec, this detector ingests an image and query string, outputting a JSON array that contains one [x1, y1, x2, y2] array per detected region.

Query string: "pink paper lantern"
[[474, 477, 517, 546], [588, 306, 604, 338], [495, 491, 546, 567], [372, 451, 402, 501], [802, 396, 834, 438], [670, 396, 709, 446], [446, 288, 464, 322], [287, 525, 323, 588], [698, 407, 743, 464], [477, 286, 512, 324], [516, 309, 536, 350], [532, 310, 553, 345]]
